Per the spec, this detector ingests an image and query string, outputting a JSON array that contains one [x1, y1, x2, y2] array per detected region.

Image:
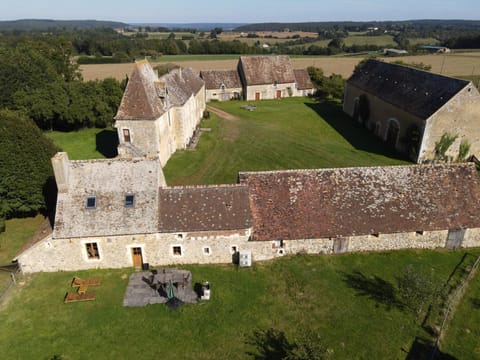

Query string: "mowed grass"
[[441, 263, 480, 357], [0, 215, 45, 289], [45, 128, 118, 160], [164, 97, 409, 185], [344, 34, 396, 47], [0, 250, 476, 359]]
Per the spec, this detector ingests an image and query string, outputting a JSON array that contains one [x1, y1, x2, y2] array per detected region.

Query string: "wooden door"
[[123, 129, 131, 143], [446, 229, 465, 249], [333, 238, 349, 254], [131, 247, 143, 268], [255, 92, 260, 101], [276, 90, 282, 99]]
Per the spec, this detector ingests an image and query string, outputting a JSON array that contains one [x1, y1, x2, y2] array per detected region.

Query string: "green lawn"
[[0, 215, 45, 265], [0, 216, 45, 290], [45, 127, 118, 160], [164, 98, 409, 186], [441, 259, 480, 358], [0, 250, 477, 359]]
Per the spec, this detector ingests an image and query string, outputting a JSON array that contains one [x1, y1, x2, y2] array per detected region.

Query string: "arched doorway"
[[386, 119, 400, 149]]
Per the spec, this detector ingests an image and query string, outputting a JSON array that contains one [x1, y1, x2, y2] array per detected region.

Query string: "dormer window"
[[125, 194, 135, 207], [86, 196, 96, 209], [273, 81, 278, 87], [220, 84, 226, 91]]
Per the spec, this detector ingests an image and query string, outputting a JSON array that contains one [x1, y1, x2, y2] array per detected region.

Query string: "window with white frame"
[[85, 242, 100, 259]]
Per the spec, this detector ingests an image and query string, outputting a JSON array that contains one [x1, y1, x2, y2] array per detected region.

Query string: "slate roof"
[[239, 55, 296, 86], [53, 157, 161, 239], [115, 60, 165, 121], [347, 59, 470, 119], [158, 185, 251, 232], [115, 61, 204, 121], [200, 70, 242, 90], [293, 69, 314, 90], [239, 164, 480, 241]]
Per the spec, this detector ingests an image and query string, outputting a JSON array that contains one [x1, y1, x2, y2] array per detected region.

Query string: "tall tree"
[[0, 110, 58, 218]]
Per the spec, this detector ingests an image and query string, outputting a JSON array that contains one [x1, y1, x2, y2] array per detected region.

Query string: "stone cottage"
[[200, 56, 314, 102], [200, 70, 243, 102], [114, 59, 205, 166], [15, 160, 480, 273], [343, 59, 480, 162], [237, 55, 315, 101]]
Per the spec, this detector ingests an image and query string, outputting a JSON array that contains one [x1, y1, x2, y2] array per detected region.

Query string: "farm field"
[[80, 52, 480, 81], [164, 97, 409, 185], [343, 34, 395, 46], [0, 248, 478, 359]]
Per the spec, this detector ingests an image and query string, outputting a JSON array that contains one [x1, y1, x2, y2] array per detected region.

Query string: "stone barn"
[[15, 160, 480, 273], [293, 68, 315, 97], [237, 55, 298, 101], [343, 59, 480, 162], [114, 60, 205, 166], [200, 70, 243, 102]]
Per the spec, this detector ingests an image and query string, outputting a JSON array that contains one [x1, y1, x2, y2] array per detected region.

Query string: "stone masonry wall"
[[343, 83, 425, 160], [245, 83, 296, 101], [419, 84, 480, 162], [17, 227, 480, 273]]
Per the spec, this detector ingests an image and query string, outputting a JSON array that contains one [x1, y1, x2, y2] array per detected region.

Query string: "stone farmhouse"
[[200, 55, 314, 102], [15, 160, 480, 273], [343, 59, 480, 163], [200, 70, 243, 102], [114, 59, 206, 166], [12, 58, 480, 273]]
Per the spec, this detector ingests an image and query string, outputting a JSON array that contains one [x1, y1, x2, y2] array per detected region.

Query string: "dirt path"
[[206, 105, 239, 142], [206, 105, 238, 121]]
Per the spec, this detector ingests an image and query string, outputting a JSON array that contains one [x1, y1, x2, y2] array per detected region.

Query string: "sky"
[[1, 0, 479, 23]]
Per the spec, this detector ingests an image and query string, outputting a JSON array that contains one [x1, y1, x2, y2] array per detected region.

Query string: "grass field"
[[344, 34, 395, 46], [163, 98, 409, 185], [0, 216, 45, 290], [80, 52, 480, 82], [0, 249, 478, 359], [441, 263, 480, 358], [45, 128, 118, 160]]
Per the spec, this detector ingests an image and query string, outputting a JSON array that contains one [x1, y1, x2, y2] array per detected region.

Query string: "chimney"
[[51, 152, 70, 193]]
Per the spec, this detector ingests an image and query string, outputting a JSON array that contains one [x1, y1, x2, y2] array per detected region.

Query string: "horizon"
[[1, 0, 479, 23]]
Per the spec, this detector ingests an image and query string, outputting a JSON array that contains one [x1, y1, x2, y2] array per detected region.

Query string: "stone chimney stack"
[[51, 152, 70, 193]]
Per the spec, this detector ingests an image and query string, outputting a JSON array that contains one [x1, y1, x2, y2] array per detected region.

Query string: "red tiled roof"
[[158, 185, 251, 232], [239, 164, 480, 241], [115, 60, 166, 121], [239, 55, 296, 86], [200, 70, 242, 90], [294, 69, 314, 90]]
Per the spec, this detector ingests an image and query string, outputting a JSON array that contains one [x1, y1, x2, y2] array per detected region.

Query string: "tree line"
[[0, 33, 126, 223]]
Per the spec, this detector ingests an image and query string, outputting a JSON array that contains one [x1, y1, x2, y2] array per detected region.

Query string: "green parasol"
[[167, 279, 174, 299]]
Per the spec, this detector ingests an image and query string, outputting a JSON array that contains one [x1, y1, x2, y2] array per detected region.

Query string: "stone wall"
[[206, 87, 243, 102], [115, 118, 162, 158], [245, 83, 296, 101], [343, 83, 425, 160], [419, 84, 480, 162], [17, 227, 480, 273]]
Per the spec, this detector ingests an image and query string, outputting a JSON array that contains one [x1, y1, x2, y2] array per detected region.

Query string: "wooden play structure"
[[64, 276, 101, 303]]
